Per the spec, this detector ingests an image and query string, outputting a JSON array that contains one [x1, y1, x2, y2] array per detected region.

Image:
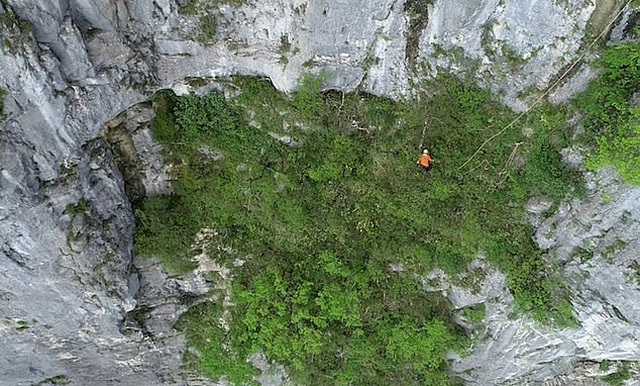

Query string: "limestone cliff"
[[0, 0, 638, 385]]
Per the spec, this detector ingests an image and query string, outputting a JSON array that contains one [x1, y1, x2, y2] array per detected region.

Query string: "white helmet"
[[422, 149, 429, 154]]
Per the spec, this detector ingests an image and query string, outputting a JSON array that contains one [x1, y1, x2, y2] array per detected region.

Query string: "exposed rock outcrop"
[[446, 168, 640, 385]]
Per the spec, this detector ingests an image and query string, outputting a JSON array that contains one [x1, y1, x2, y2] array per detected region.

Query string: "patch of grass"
[[0, 6, 33, 52], [501, 43, 526, 70], [278, 34, 292, 65], [213, 0, 251, 6], [518, 85, 542, 99], [455, 267, 487, 294], [462, 305, 486, 324], [604, 239, 628, 259], [178, 1, 200, 16], [627, 261, 640, 285], [34, 375, 70, 385], [185, 77, 209, 88], [197, 14, 217, 46], [279, 34, 291, 53], [64, 199, 90, 216], [15, 319, 29, 331], [602, 361, 632, 386], [178, 301, 257, 383], [180, 0, 249, 47], [480, 22, 495, 53]]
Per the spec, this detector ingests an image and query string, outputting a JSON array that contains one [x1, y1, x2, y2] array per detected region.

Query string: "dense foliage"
[[135, 71, 586, 383], [577, 42, 640, 186]]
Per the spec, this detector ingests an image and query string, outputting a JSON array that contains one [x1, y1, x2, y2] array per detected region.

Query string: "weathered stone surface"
[[450, 168, 640, 385], [146, 0, 606, 109], [549, 65, 600, 107], [0, 2, 182, 384]]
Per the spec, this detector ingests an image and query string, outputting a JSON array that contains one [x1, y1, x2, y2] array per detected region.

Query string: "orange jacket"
[[418, 154, 433, 167]]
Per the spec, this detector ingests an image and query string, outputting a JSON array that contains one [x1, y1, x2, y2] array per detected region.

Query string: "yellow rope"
[[496, 142, 523, 186], [458, 0, 633, 171]]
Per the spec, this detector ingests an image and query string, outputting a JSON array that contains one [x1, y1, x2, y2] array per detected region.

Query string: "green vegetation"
[[179, 2, 219, 46], [178, 0, 200, 15], [627, 260, 640, 285], [197, 15, 217, 46], [185, 77, 210, 88], [455, 266, 488, 295], [179, 0, 251, 46], [461, 305, 486, 325], [15, 319, 29, 331], [501, 43, 526, 70], [279, 34, 292, 53], [604, 239, 628, 260], [577, 42, 640, 186], [404, 0, 433, 68], [279, 34, 292, 65], [601, 361, 632, 386], [134, 37, 640, 386], [0, 6, 33, 53], [134, 68, 590, 383], [64, 199, 90, 216], [34, 375, 70, 385]]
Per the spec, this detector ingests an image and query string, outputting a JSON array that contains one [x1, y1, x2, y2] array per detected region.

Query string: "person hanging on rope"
[[417, 148, 434, 175]]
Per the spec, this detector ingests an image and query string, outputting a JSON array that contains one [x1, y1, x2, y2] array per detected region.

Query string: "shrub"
[[578, 42, 640, 186]]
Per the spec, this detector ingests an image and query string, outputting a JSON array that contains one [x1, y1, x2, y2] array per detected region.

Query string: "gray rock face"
[[420, 0, 596, 110], [0, 2, 186, 384], [0, 0, 637, 385], [102, 103, 173, 203], [450, 168, 640, 385]]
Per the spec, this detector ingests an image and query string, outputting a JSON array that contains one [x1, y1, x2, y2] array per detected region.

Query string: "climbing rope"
[[419, 116, 443, 150], [496, 142, 523, 186], [457, 0, 634, 171]]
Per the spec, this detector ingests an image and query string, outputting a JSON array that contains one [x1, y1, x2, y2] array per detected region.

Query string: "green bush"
[[578, 42, 640, 186], [175, 91, 239, 140], [586, 107, 640, 186], [177, 301, 256, 383], [291, 74, 325, 122]]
